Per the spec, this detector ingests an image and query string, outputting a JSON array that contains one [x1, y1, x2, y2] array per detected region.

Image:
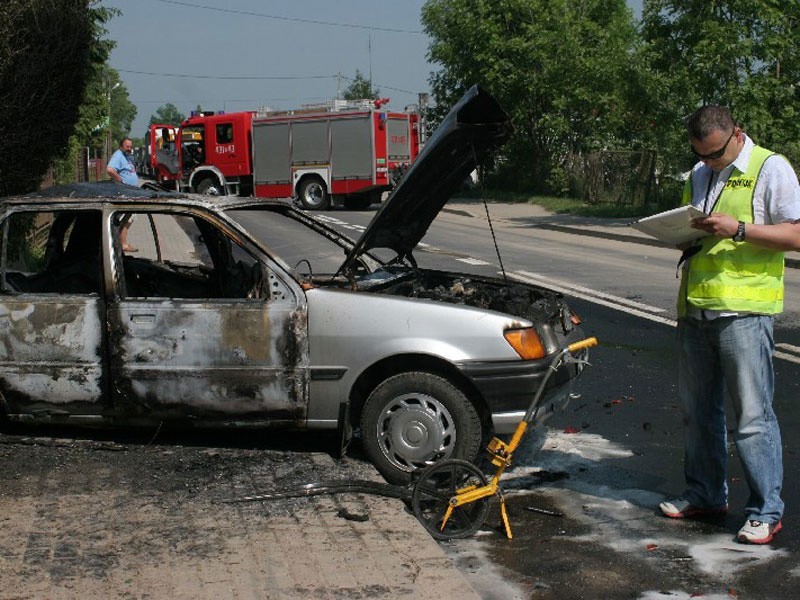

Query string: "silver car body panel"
[[305, 286, 530, 424]]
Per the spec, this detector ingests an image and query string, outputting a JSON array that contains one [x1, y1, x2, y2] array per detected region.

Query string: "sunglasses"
[[691, 130, 735, 160]]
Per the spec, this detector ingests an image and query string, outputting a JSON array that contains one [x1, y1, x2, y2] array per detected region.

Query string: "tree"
[[48, 64, 137, 186], [149, 103, 186, 127], [640, 0, 800, 176], [0, 1, 115, 195], [342, 70, 380, 100], [70, 65, 136, 155], [421, 0, 639, 194]]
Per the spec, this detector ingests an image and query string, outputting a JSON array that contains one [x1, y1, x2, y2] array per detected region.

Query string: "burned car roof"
[[339, 85, 513, 274], [22, 181, 186, 201], [0, 181, 381, 281], [3, 181, 288, 212]]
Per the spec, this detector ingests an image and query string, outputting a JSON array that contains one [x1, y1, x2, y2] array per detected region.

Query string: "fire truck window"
[[1, 210, 102, 295], [181, 126, 204, 168], [216, 123, 233, 144]]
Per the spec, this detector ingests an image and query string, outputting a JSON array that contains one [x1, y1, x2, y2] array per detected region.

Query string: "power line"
[[133, 97, 329, 104], [153, 0, 425, 34], [118, 70, 422, 95], [118, 69, 335, 81], [338, 74, 419, 96]]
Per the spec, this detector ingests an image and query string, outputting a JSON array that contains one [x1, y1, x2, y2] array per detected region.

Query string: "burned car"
[[0, 86, 587, 483]]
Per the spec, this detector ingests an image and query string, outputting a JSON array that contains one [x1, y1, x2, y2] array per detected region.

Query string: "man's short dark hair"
[[118, 137, 132, 148], [687, 106, 736, 140]]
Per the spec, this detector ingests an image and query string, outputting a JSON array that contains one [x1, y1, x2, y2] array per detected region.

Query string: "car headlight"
[[503, 327, 546, 360]]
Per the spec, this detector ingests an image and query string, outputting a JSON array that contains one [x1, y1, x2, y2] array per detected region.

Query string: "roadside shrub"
[[0, 1, 95, 195]]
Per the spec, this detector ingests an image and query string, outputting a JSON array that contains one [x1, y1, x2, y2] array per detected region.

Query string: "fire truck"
[[149, 99, 420, 210], [137, 125, 174, 177]]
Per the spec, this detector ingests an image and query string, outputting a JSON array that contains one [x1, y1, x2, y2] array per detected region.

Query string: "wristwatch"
[[732, 220, 746, 242]]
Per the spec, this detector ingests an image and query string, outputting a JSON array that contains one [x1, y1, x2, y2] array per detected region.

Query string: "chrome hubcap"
[[375, 393, 456, 473]]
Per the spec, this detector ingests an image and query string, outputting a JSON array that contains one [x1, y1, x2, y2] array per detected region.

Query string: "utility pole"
[[368, 33, 373, 96], [106, 80, 120, 166], [418, 92, 429, 146]]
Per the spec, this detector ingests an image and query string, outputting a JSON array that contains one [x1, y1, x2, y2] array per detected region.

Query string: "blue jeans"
[[677, 314, 783, 523]]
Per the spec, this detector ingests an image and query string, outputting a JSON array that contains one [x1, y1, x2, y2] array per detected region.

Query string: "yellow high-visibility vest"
[[678, 146, 784, 316]]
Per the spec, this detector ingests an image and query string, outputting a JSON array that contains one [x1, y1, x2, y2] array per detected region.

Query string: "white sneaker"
[[659, 497, 728, 519], [737, 519, 782, 544]]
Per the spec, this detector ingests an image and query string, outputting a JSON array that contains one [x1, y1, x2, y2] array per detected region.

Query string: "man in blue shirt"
[[106, 137, 139, 251], [106, 137, 139, 187]]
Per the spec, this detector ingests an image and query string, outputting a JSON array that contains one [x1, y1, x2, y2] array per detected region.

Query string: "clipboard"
[[629, 205, 710, 246]]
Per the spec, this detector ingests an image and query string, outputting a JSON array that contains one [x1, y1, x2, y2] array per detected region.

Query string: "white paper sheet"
[[629, 205, 710, 246]]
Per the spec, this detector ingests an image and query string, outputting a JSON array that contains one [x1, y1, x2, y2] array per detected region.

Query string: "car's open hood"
[[338, 85, 512, 275]]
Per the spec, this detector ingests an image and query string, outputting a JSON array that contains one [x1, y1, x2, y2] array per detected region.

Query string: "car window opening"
[[0, 209, 279, 302], [1, 210, 102, 295]]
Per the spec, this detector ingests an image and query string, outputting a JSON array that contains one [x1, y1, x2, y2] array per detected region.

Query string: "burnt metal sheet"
[[0, 297, 104, 408], [108, 299, 309, 420]]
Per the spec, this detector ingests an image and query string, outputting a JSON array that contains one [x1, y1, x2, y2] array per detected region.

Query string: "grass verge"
[[455, 189, 666, 219]]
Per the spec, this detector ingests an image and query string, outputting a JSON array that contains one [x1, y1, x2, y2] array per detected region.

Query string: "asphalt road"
[[325, 200, 800, 599]]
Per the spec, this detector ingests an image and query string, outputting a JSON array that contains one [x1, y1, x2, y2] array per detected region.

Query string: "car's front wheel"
[[360, 372, 483, 485]]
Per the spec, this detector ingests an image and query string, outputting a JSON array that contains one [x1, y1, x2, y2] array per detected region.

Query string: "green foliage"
[[73, 65, 136, 154], [421, 0, 800, 199], [0, 1, 117, 195], [149, 103, 186, 128], [640, 0, 800, 174], [5, 213, 46, 272], [421, 0, 640, 195], [342, 70, 380, 100]]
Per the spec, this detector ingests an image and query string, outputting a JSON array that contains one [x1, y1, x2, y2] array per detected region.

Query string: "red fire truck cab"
[[150, 100, 420, 210]]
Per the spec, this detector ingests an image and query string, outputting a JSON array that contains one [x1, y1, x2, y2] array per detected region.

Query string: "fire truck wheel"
[[195, 178, 221, 196], [298, 177, 330, 210]]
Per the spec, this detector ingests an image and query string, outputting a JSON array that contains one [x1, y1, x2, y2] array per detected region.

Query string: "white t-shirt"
[[685, 135, 800, 319], [687, 134, 800, 224]]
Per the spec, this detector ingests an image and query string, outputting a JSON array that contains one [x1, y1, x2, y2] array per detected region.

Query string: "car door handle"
[[130, 313, 156, 324]]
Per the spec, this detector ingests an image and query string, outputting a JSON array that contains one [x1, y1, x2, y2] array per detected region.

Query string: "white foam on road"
[[498, 429, 787, 588]]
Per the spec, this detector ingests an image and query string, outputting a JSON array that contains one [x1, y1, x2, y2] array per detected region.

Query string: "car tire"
[[297, 177, 330, 210], [360, 372, 483, 485]]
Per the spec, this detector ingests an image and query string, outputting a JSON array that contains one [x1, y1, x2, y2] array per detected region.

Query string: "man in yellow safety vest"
[[659, 105, 800, 545]]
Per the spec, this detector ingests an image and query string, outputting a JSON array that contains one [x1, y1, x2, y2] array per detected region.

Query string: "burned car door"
[[0, 209, 106, 417], [106, 209, 308, 423]]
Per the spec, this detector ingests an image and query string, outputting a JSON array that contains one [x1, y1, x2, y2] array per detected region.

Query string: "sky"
[[104, 0, 644, 136]]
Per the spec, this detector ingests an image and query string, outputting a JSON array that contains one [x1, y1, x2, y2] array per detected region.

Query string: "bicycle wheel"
[[411, 459, 490, 540]]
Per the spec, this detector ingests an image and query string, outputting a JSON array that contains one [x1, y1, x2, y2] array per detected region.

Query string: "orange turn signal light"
[[503, 328, 546, 360]]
